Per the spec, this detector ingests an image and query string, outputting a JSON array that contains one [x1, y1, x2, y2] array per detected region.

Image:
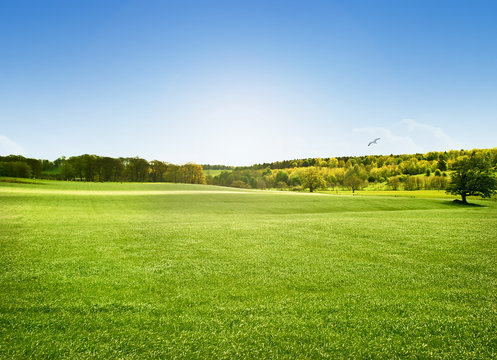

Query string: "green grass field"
[[319, 189, 460, 199], [1, 180, 496, 358]]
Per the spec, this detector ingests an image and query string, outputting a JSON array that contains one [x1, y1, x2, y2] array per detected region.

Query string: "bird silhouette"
[[368, 138, 380, 146]]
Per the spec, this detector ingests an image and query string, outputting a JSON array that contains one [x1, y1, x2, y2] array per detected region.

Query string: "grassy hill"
[[1, 180, 496, 358]]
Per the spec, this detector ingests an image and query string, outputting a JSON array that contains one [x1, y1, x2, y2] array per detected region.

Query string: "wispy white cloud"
[[353, 119, 458, 155], [396, 119, 455, 148], [0, 135, 25, 155]]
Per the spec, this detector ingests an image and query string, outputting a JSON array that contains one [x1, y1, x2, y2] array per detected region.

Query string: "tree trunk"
[[461, 193, 467, 203]]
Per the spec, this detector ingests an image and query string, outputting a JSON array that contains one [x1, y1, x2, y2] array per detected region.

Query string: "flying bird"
[[368, 138, 380, 146]]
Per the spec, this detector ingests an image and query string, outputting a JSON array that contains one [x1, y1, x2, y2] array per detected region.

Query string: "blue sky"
[[1, 0, 496, 165]]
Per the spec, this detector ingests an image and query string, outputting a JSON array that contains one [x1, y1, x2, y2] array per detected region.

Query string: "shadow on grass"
[[0, 178, 44, 185], [443, 199, 485, 208]]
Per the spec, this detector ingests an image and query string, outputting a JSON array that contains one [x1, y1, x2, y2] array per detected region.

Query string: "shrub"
[[289, 174, 302, 186], [230, 180, 249, 188], [387, 176, 400, 190]]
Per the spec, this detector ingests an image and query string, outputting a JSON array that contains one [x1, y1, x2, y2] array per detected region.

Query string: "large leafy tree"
[[344, 167, 366, 193], [446, 153, 497, 203], [177, 163, 206, 184], [344, 173, 364, 193], [300, 167, 326, 192], [150, 160, 169, 182], [275, 170, 289, 185]]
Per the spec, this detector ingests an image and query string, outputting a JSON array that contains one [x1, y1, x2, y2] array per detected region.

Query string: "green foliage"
[[404, 176, 417, 191], [300, 167, 326, 192], [446, 153, 497, 203], [425, 175, 448, 190], [288, 174, 301, 186], [205, 148, 497, 195], [2, 148, 496, 197], [0, 161, 31, 178], [177, 163, 206, 184], [438, 159, 448, 171], [274, 170, 289, 185], [230, 180, 250, 188], [343, 172, 365, 193], [387, 176, 401, 190], [0, 155, 42, 178]]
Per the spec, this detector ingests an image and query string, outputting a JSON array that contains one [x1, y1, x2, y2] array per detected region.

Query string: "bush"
[[404, 176, 417, 191], [275, 171, 289, 185], [387, 176, 400, 190], [257, 179, 267, 189], [230, 180, 249, 188], [289, 174, 301, 186]]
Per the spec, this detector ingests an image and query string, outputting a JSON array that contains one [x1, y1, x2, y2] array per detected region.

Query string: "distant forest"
[[1, 148, 496, 191], [0, 155, 205, 184], [208, 148, 497, 192]]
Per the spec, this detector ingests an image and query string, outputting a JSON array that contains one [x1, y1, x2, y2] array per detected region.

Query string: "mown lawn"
[[1, 181, 496, 358], [319, 189, 459, 199]]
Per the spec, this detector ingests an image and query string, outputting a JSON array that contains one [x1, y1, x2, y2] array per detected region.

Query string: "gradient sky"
[[1, 0, 496, 165]]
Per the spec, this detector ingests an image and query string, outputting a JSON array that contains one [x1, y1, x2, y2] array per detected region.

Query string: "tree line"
[[1, 148, 496, 195], [0, 155, 44, 179], [206, 148, 497, 192], [0, 155, 205, 184]]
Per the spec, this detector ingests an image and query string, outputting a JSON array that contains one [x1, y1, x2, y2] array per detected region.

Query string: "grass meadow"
[[319, 189, 459, 199], [1, 180, 496, 358]]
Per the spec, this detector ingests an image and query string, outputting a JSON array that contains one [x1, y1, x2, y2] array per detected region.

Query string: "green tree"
[[125, 157, 149, 182], [275, 170, 289, 185], [25, 158, 42, 177], [178, 163, 206, 184], [387, 176, 400, 190], [164, 164, 180, 182], [60, 162, 75, 180], [403, 176, 416, 191], [256, 178, 267, 189], [4, 161, 32, 178], [81, 154, 98, 181], [231, 180, 249, 188], [300, 167, 326, 192], [288, 173, 302, 186], [344, 172, 365, 193], [65, 156, 85, 180], [150, 160, 168, 182], [437, 159, 447, 171], [446, 154, 497, 203]]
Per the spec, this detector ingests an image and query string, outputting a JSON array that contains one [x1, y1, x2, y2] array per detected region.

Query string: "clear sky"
[[1, 0, 496, 165]]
